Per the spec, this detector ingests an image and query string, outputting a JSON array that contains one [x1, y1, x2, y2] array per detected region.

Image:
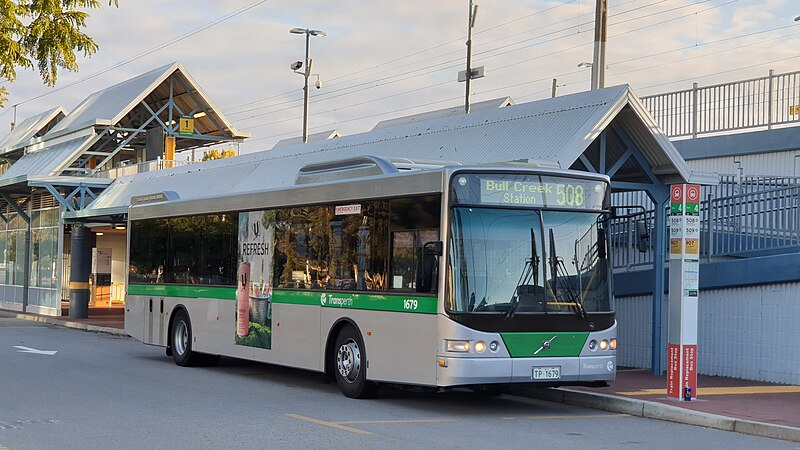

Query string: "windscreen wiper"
[[548, 228, 586, 319], [505, 228, 539, 319]]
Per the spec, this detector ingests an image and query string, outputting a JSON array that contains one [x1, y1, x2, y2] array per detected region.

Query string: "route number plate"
[[532, 366, 561, 380]]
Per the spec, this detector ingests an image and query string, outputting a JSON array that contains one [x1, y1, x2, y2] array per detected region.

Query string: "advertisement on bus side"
[[235, 210, 275, 350]]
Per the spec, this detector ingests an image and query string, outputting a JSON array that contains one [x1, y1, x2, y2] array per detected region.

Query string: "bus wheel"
[[171, 309, 204, 367], [333, 325, 378, 399]]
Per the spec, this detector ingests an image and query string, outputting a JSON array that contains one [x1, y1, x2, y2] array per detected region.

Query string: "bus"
[[124, 156, 616, 398]]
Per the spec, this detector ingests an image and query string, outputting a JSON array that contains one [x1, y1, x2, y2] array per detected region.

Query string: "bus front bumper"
[[436, 355, 616, 387]]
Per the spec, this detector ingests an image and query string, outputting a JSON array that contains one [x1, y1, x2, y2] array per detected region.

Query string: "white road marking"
[[13, 346, 57, 355]]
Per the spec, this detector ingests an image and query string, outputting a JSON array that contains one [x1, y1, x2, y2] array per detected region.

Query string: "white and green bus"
[[125, 156, 616, 398]]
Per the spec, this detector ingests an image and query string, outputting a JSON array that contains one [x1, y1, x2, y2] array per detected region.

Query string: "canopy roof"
[[47, 62, 248, 143], [0, 106, 67, 158], [73, 84, 712, 220], [272, 129, 341, 149], [372, 96, 513, 130]]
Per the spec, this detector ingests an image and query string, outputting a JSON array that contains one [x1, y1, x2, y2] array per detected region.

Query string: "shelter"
[[0, 62, 248, 317], [73, 84, 713, 371]]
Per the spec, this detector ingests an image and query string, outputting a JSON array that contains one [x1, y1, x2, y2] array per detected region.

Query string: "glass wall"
[[30, 208, 60, 290], [0, 212, 28, 288], [0, 205, 61, 309]]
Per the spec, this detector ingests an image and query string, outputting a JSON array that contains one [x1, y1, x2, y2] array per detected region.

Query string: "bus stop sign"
[[667, 184, 700, 401]]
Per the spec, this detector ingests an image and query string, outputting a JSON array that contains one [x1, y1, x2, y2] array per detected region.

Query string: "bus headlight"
[[474, 341, 486, 353], [446, 340, 470, 352], [588, 339, 597, 351], [599, 339, 609, 351], [489, 341, 499, 352], [609, 338, 617, 350]]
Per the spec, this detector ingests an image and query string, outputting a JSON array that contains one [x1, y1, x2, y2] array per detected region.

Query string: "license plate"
[[532, 366, 561, 380]]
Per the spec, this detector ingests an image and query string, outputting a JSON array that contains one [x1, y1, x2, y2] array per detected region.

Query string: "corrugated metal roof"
[[46, 62, 248, 139], [372, 96, 514, 130], [78, 85, 699, 215], [0, 135, 95, 181], [0, 106, 67, 153], [272, 129, 341, 148]]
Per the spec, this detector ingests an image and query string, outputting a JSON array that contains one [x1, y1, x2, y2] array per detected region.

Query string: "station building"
[[0, 62, 248, 316]]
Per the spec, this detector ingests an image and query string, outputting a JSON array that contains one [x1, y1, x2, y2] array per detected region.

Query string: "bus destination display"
[[453, 174, 606, 210]]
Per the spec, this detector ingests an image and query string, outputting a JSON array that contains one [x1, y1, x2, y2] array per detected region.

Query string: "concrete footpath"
[[4, 308, 799, 443], [517, 369, 800, 443]]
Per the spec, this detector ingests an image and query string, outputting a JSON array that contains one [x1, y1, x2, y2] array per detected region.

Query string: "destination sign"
[[452, 174, 607, 210]]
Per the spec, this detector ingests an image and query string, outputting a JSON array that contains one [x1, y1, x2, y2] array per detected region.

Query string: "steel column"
[[649, 189, 669, 375], [68, 224, 92, 318]]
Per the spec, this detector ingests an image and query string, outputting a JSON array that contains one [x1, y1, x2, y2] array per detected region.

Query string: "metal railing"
[[641, 69, 800, 138], [610, 176, 800, 270], [704, 185, 800, 258], [92, 159, 196, 179]]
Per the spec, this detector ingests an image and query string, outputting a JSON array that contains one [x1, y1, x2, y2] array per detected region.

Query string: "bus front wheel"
[[333, 324, 378, 399]]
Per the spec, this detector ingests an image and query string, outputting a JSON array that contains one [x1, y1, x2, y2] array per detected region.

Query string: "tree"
[[0, 0, 117, 105]]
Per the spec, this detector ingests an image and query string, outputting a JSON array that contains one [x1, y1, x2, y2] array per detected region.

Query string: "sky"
[[1, 0, 799, 155]]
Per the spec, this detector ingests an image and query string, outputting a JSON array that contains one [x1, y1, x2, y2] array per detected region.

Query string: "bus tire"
[[333, 324, 378, 399], [171, 309, 204, 367]]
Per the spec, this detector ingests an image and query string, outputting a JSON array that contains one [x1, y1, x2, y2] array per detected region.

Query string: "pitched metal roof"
[[74, 85, 706, 217], [272, 129, 341, 149], [372, 96, 513, 130], [45, 62, 248, 140], [0, 134, 98, 183], [0, 106, 68, 155]]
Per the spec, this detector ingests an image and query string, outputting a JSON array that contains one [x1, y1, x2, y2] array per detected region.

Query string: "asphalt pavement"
[[0, 311, 800, 450]]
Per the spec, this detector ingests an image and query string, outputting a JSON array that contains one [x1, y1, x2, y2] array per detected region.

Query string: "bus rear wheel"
[[333, 324, 378, 399], [171, 309, 206, 367]]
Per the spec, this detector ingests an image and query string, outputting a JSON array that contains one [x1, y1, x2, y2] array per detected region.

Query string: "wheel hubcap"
[[336, 338, 361, 383], [174, 320, 188, 355]]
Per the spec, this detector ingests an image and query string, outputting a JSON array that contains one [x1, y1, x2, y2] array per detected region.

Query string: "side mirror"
[[417, 241, 442, 293], [636, 220, 650, 253]]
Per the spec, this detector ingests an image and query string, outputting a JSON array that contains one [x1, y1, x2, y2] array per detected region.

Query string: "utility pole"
[[465, 0, 478, 113], [551, 78, 558, 98], [591, 0, 608, 90]]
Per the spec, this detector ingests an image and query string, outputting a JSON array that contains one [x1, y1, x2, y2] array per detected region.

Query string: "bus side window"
[[390, 229, 438, 291]]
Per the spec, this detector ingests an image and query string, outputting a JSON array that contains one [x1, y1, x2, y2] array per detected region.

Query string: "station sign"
[[179, 117, 194, 136]]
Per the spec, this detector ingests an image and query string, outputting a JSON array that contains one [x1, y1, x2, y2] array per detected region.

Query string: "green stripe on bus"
[[272, 290, 437, 314], [500, 332, 589, 358], [127, 284, 236, 300]]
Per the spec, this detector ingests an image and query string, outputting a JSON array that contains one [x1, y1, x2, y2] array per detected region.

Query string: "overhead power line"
[[229, 0, 742, 119], [8, 0, 271, 108]]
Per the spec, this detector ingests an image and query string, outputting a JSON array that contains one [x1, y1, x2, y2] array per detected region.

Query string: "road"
[[0, 312, 797, 450]]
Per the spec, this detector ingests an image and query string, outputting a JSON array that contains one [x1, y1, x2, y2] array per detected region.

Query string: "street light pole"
[[290, 27, 326, 143], [302, 32, 311, 144]]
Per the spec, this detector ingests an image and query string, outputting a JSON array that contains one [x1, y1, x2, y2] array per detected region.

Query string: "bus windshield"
[[447, 207, 612, 315]]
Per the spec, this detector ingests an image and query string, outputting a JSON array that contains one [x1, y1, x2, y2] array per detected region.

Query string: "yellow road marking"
[[618, 386, 800, 396], [285, 413, 372, 435], [0, 443, 8, 450], [527, 414, 628, 420], [337, 419, 453, 425]]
